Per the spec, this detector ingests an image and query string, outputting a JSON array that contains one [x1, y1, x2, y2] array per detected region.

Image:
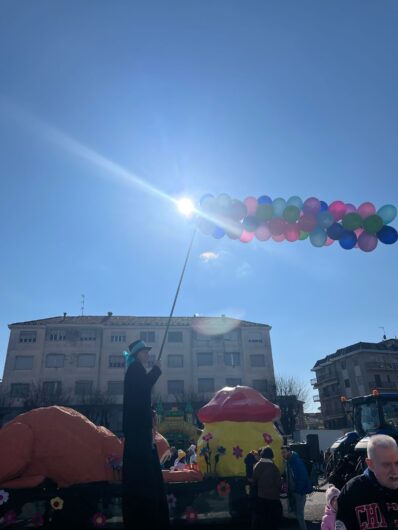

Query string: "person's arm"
[[147, 364, 162, 387]]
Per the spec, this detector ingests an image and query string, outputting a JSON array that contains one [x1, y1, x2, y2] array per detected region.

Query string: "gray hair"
[[367, 434, 397, 460]]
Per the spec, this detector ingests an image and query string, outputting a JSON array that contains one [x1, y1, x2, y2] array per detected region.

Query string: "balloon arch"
[[194, 194, 397, 252]]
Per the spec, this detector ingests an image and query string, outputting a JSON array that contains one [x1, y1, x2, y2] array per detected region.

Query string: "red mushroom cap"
[[197, 386, 281, 423]]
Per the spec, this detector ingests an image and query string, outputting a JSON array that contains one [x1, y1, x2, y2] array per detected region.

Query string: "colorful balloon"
[[358, 232, 378, 252], [358, 202, 376, 219], [363, 214, 384, 234], [310, 228, 327, 247], [255, 223, 271, 241], [378, 226, 398, 244], [195, 193, 397, 251], [342, 213, 362, 231], [244, 197, 258, 216], [272, 198, 286, 217], [329, 201, 346, 221], [339, 230, 357, 250], [377, 204, 397, 224]]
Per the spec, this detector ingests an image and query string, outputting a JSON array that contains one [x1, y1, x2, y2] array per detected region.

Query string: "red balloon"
[[284, 223, 300, 242], [298, 213, 317, 232], [268, 218, 286, 236], [329, 201, 347, 221]]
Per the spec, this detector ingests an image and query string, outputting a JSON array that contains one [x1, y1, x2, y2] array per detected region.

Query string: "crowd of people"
[[121, 339, 398, 530]]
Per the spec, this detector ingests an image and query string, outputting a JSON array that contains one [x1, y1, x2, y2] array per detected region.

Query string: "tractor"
[[326, 390, 398, 489]]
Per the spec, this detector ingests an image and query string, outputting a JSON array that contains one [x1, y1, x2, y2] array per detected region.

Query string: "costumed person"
[[187, 443, 197, 466], [173, 449, 187, 469], [251, 447, 283, 530], [321, 486, 340, 530], [122, 340, 170, 530]]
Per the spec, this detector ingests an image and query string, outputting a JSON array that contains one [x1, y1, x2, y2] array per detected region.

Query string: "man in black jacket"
[[122, 340, 170, 530], [336, 434, 398, 530]]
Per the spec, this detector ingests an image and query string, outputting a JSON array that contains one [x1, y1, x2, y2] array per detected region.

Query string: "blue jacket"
[[287, 451, 313, 495]]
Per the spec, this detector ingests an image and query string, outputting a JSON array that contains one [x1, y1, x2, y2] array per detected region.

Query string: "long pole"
[[157, 228, 197, 361]]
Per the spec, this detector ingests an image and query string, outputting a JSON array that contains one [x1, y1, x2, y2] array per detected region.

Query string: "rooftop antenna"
[[379, 326, 387, 340], [81, 294, 85, 316]]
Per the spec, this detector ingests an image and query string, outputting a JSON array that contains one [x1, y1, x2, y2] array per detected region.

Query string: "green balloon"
[[283, 205, 300, 223], [256, 204, 273, 221], [299, 231, 309, 240], [363, 214, 384, 234], [342, 213, 363, 231]]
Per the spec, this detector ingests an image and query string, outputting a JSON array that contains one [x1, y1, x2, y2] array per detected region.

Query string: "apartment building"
[[311, 339, 398, 428], [1, 314, 275, 411]]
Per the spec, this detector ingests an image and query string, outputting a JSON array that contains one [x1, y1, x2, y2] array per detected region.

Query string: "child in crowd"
[[321, 485, 340, 530]]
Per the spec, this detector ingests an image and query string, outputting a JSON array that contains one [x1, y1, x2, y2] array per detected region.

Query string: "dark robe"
[[122, 360, 170, 530]]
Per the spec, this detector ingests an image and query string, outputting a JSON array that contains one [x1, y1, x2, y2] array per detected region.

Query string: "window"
[[108, 381, 123, 395], [375, 374, 382, 387], [19, 331, 37, 343], [197, 352, 213, 367], [226, 378, 242, 386], [224, 352, 240, 366], [140, 331, 155, 343], [109, 355, 126, 368], [198, 378, 215, 393], [168, 331, 183, 343], [341, 360, 346, 369], [46, 354, 65, 368], [250, 354, 265, 367], [168, 380, 184, 395], [48, 329, 66, 341], [248, 333, 263, 343], [14, 356, 33, 370], [111, 334, 126, 343], [167, 355, 184, 368], [75, 380, 93, 395], [224, 330, 239, 341], [252, 379, 268, 392], [43, 381, 62, 396], [344, 379, 351, 388], [80, 329, 97, 341], [10, 383, 29, 398], [77, 354, 96, 368]]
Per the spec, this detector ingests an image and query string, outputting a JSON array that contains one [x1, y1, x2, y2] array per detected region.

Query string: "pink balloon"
[[358, 232, 378, 252], [240, 230, 254, 243], [329, 201, 347, 221], [354, 228, 364, 238], [255, 223, 271, 241], [303, 197, 321, 214], [244, 196, 258, 216], [298, 213, 317, 232], [324, 237, 334, 246], [358, 202, 376, 219], [345, 203, 357, 214], [268, 217, 286, 236], [272, 233, 285, 242], [284, 223, 300, 242]]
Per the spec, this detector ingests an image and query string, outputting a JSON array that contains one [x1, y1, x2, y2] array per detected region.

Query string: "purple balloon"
[[303, 197, 321, 214], [299, 213, 317, 232], [358, 232, 378, 252], [345, 203, 357, 214]]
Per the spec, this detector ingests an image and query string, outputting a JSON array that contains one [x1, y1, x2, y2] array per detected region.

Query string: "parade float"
[[0, 387, 283, 527]]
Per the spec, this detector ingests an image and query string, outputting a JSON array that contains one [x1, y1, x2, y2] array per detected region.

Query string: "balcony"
[[313, 395, 320, 402], [315, 372, 338, 385], [366, 361, 398, 371], [310, 378, 317, 386]]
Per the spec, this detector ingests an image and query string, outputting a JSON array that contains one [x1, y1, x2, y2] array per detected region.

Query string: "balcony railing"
[[313, 395, 320, 402], [310, 378, 317, 385]]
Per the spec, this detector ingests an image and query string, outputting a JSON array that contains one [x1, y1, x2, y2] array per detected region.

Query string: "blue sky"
[[1, 1, 397, 409]]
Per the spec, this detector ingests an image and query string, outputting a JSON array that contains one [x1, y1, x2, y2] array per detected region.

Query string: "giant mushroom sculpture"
[[197, 386, 283, 476]]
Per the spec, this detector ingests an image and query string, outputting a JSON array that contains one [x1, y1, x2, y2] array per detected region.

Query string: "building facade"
[[1, 314, 276, 430], [311, 339, 398, 429]]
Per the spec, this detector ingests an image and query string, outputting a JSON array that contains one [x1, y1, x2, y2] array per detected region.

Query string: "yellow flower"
[[50, 497, 64, 510]]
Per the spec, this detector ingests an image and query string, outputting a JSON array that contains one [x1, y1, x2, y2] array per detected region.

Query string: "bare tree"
[[75, 388, 115, 427], [275, 375, 311, 435], [23, 383, 71, 411]]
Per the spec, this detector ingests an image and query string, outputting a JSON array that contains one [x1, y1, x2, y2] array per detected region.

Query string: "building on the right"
[[311, 339, 398, 429]]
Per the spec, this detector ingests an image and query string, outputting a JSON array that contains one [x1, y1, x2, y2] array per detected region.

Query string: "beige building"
[[311, 339, 398, 429], [1, 314, 276, 412]]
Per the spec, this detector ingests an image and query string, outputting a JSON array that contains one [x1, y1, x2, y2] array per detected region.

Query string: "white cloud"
[[200, 251, 220, 263]]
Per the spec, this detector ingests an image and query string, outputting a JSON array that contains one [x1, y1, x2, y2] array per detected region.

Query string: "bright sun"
[[176, 197, 195, 217]]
